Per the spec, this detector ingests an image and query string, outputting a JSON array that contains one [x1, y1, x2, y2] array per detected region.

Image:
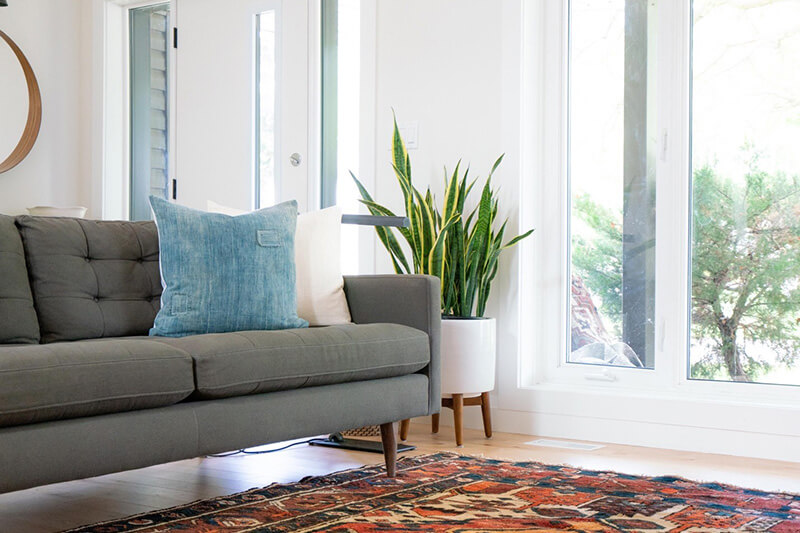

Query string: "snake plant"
[[351, 116, 533, 317]]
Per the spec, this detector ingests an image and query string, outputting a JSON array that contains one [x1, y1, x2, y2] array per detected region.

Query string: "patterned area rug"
[[67, 453, 800, 532]]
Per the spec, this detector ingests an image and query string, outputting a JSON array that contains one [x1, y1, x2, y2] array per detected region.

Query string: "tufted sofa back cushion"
[[0, 215, 40, 344], [15, 216, 162, 343]]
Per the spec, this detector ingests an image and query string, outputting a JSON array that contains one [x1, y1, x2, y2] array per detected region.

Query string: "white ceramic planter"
[[440, 316, 497, 396]]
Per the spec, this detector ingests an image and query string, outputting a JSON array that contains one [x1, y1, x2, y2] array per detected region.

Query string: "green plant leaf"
[[350, 171, 411, 274], [503, 228, 535, 249], [464, 177, 495, 311], [443, 161, 461, 221], [357, 198, 413, 242], [391, 111, 409, 179], [412, 186, 436, 272], [490, 154, 505, 175], [428, 214, 460, 280], [366, 118, 535, 318]]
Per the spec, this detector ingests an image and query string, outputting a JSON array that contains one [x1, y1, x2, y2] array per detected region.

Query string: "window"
[[690, 0, 800, 386], [129, 3, 170, 221], [321, 0, 361, 274], [555, 0, 800, 392], [568, 0, 656, 370]]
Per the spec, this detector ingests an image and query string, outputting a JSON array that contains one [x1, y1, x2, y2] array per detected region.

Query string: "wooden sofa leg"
[[399, 419, 410, 441], [379, 422, 397, 477], [431, 412, 440, 433]]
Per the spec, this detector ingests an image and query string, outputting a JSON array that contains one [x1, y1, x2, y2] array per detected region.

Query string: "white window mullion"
[[654, 0, 692, 391], [517, 0, 568, 388]]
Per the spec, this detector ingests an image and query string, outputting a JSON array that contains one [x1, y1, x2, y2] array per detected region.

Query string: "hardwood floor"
[[1, 421, 799, 532]]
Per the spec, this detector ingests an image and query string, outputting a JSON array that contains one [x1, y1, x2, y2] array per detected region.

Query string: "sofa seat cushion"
[[152, 323, 430, 400], [0, 339, 194, 428]]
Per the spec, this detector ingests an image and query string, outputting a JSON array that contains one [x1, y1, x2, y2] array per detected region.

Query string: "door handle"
[[289, 153, 302, 167]]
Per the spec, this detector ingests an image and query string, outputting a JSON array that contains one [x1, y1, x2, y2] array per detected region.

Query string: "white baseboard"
[[416, 407, 800, 463]]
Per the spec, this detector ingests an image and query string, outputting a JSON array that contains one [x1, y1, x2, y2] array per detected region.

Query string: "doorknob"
[[289, 153, 302, 167]]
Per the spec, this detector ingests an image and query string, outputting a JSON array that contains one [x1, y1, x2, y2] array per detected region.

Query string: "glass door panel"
[[690, 0, 800, 386], [257, 10, 277, 208], [568, 0, 657, 369]]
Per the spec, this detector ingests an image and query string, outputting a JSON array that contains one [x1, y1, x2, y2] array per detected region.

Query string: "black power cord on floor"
[[206, 433, 416, 458], [206, 438, 317, 457]]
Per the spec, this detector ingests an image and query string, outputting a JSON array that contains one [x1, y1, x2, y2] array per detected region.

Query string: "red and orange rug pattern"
[[67, 453, 800, 532]]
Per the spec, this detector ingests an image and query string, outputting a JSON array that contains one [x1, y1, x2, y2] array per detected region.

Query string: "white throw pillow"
[[207, 201, 352, 326]]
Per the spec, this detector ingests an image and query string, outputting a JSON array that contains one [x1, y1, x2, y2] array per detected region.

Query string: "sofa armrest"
[[343, 275, 440, 416]]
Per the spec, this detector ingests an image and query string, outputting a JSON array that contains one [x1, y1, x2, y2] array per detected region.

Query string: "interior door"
[[173, 0, 312, 212]]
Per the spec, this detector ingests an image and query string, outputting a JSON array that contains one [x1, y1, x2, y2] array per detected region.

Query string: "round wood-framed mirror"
[[0, 29, 41, 174]]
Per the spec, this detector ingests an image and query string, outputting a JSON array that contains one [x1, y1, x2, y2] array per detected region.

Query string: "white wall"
[[0, 2, 94, 216], [368, 0, 527, 429], [369, 0, 525, 397], [370, 0, 511, 251]]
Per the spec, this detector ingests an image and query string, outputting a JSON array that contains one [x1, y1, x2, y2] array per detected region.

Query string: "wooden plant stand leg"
[[399, 419, 410, 441], [440, 392, 492, 445], [379, 422, 397, 478], [480, 392, 492, 438], [452, 394, 464, 447]]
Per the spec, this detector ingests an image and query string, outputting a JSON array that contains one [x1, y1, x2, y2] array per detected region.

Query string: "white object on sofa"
[[207, 201, 352, 326], [27, 206, 88, 218]]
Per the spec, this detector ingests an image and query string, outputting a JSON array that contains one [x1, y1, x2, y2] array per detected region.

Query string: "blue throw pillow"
[[149, 196, 308, 337]]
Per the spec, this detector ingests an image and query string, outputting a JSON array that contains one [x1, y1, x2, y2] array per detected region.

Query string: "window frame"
[[519, 0, 800, 405], [96, 0, 177, 221]]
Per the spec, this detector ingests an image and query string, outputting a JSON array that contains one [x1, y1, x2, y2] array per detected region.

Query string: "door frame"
[[91, 0, 176, 220]]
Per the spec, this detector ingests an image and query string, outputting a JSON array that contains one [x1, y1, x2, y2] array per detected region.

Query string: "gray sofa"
[[0, 214, 440, 494]]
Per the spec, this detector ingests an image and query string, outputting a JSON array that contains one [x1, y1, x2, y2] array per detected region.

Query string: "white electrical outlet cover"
[[398, 122, 419, 150]]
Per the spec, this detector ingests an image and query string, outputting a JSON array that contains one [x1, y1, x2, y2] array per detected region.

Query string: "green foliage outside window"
[[573, 157, 800, 382]]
